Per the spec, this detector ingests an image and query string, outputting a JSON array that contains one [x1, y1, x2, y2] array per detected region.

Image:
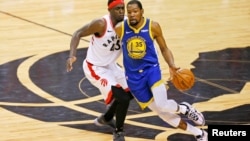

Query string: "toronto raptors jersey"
[[85, 14, 122, 66]]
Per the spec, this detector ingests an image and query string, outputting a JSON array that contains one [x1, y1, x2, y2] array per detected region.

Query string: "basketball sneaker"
[[180, 102, 205, 126], [94, 114, 116, 129], [113, 131, 125, 141], [196, 129, 208, 141]]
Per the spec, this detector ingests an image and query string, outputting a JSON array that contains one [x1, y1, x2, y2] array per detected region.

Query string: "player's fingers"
[[66, 59, 73, 72], [169, 67, 180, 80], [66, 56, 77, 72], [66, 66, 72, 72], [168, 72, 173, 81]]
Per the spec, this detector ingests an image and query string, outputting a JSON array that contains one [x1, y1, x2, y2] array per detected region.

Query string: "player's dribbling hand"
[[168, 66, 180, 81], [66, 56, 77, 72]]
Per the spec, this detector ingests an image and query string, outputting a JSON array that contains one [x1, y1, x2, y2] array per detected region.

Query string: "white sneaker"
[[196, 129, 208, 141], [180, 102, 205, 126]]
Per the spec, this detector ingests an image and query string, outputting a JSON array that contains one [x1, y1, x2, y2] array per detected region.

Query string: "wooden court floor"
[[0, 0, 250, 141]]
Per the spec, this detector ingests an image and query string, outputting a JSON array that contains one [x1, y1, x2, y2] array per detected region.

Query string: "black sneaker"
[[94, 114, 115, 128], [113, 131, 125, 141]]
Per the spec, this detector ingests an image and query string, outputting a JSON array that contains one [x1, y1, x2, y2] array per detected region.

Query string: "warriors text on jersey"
[[86, 14, 122, 66]]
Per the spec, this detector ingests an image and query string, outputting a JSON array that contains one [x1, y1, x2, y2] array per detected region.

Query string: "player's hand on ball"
[[171, 68, 195, 91], [66, 56, 77, 72], [169, 66, 180, 81]]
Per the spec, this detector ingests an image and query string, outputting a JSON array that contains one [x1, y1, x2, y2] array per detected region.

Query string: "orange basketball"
[[171, 68, 195, 91]]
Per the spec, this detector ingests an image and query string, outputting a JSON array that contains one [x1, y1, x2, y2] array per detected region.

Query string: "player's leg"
[[148, 101, 207, 141], [83, 61, 132, 141], [111, 86, 131, 134], [151, 82, 205, 125], [83, 60, 116, 127], [109, 63, 133, 140], [94, 100, 117, 128], [149, 67, 205, 126]]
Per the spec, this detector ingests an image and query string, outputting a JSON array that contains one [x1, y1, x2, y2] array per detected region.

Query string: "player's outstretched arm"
[[66, 18, 105, 72]]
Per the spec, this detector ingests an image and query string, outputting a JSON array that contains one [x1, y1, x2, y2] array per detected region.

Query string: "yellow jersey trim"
[[120, 22, 124, 39], [127, 18, 147, 34]]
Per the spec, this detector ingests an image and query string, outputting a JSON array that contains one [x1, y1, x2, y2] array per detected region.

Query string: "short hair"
[[127, 0, 143, 9]]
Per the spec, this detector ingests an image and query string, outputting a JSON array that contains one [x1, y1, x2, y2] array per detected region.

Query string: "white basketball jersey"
[[85, 14, 122, 66]]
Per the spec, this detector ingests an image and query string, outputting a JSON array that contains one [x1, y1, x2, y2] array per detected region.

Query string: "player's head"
[[126, 0, 143, 26], [108, 0, 125, 23]]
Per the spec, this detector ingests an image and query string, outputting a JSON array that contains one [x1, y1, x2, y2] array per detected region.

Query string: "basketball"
[[171, 68, 195, 91]]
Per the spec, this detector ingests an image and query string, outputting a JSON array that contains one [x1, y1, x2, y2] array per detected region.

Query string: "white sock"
[[186, 123, 202, 136], [178, 105, 187, 114]]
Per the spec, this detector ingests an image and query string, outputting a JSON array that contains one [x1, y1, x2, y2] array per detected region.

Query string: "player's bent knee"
[[111, 86, 131, 103], [157, 99, 178, 113]]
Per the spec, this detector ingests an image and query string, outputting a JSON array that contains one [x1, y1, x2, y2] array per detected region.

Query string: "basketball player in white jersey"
[[66, 0, 132, 141]]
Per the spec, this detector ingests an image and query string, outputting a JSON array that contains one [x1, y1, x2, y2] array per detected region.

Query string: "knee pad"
[[149, 102, 180, 127], [156, 99, 178, 113]]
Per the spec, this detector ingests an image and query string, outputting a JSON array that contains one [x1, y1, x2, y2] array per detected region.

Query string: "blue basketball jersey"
[[120, 18, 163, 109], [121, 18, 159, 76]]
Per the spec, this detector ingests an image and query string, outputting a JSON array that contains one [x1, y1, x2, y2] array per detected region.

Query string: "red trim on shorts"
[[105, 84, 122, 104], [124, 87, 130, 92], [105, 91, 113, 104], [86, 61, 100, 80]]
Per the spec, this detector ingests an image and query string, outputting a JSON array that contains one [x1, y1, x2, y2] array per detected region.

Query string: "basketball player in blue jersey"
[[114, 0, 208, 141], [66, 0, 133, 140]]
